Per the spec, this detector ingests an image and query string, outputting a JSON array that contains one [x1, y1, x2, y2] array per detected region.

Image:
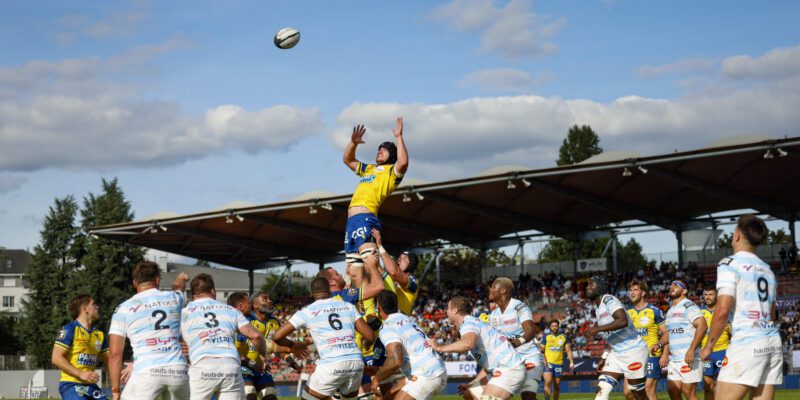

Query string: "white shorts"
[[667, 359, 702, 384], [122, 364, 189, 400], [603, 345, 648, 380], [189, 357, 244, 400], [400, 372, 447, 400], [718, 336, 783, 387], [488, 364, 526, 396], [307, 359, 364, 397], [520, 363, 544, 394]]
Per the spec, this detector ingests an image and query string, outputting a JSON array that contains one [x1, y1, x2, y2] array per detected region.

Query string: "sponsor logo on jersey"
[[680, 365, 692, 373], [628, 362, 643, 371], [492, 370, 502, 377], [722, 356, 728, 366]]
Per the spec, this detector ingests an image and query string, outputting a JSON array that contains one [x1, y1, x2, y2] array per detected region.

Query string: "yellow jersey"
[[349, 163, 402, 215], [627, 303, 665, 357], [54, 320, 109, 383], [701, 306, 731, 351], [245, 313, 280, 363], [544, 333, 569, 365], [396, 275, 419, 316]]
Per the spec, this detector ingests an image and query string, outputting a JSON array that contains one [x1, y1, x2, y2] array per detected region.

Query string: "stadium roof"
[[91, 136, 800, 269]]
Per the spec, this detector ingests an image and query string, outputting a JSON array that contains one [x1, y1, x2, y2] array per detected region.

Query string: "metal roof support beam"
[[241, 214, 342, 244], [168, 225, 334, 264], [647, 167, 796, 221], [528, 178, 684, 231], [421, 192, 579, 240]]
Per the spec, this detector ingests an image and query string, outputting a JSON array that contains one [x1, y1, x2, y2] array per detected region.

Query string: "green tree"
[[718, 232, 733, 248], [538, 237, 648, 272], [261, 272, 309, 300], [767, 228, 791, 245], [0, 313, 23, 355], [556, 125, 603, 166], [618, 237, 648, 270], [17, 196, 82, 367], [69, 178, 145, 333]]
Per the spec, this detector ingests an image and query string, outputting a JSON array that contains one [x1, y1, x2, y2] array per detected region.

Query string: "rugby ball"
[[274, 27, 300, 49]]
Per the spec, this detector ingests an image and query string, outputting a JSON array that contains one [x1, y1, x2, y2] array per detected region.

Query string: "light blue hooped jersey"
[[665, 298, 703, 362], [489, 298, 545, 366], [109, 288, 186, 373], [717, 251, 779, 345], [181, 297, 250, 364], [593, 294, 646, 353], [288, 297, 362, 365], [379, 313, 446, 378], [459, 315, 523, 373]]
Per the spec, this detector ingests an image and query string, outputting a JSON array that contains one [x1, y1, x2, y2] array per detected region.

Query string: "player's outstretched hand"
[[392, 117, 403, 138], [371, 228, 383, 247], [78, 370, 99, 383], [121, 362, 134, 384], [351, 124, 366, 145], [699, 346, 712, 363], [426, 338, 439, 351], [291, 342, 309, 359]]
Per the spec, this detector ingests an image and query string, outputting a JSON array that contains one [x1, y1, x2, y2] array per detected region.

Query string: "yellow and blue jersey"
[[244, 312, 280, 363], [349, 163, 402, 215], [544, 333, 569, 365], [397, 275, 419, 316], [54, 320, 108, 383], [700, 306, 731, 351], [627, 303, 665, 356]]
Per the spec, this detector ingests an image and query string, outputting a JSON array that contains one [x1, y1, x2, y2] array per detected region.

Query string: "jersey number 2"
[[152, 310, 168, 330]]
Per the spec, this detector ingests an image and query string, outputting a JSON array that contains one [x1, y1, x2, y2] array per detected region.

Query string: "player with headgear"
[[582, 275, 649, 400], [342, 117, 409, 266]]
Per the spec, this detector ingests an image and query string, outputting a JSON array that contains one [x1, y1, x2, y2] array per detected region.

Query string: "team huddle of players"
[[50, 119, 783, 400]]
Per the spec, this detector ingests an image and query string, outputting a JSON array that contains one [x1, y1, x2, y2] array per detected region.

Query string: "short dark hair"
[[449, 296, 471, 316], [550, 319, 560, 326], [737, 214, 768, 246], [316, 267, 335, 280], [401, 251, 419, 273], [310, 277, 330, 294], [377, 290, 398, 314], [67, 294, 92, 320], [629, 279, 648, 292], [703, 287, 717, 293], [190, 273, 215, 295], [227, 291, 248, 307], [132, 261, 160, 284]]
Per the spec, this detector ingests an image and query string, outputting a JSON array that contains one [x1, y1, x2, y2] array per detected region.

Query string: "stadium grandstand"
[[89, 135, 800, 396]]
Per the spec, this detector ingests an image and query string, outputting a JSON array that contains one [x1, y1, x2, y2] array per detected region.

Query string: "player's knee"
[[244, 385, 258, 396], [260, 387, 277, 397], [629, 381, 645, 392], [595, 375, 618, 400]]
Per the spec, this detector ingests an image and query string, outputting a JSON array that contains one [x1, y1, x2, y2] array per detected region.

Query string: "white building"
[[0, 249, 32, 316]]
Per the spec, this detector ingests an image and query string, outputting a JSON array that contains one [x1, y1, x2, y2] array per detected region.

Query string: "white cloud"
[[431, 0, 565, 59], [332, 48, 800, 179], [723, 46, 800, 80], [458, 68, 551, 92], [0, 39, 324, 172], [637, 57, 717, 79]]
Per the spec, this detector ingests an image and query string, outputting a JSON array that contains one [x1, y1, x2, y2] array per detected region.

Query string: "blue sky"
[[1, 0, 799, 272]]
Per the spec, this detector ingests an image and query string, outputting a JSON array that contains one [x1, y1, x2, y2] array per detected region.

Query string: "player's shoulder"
[[601, 294, 619, 305], [718, 256, 735, 266], [511, 298, 529, 312], [645, 303, 662, 313]]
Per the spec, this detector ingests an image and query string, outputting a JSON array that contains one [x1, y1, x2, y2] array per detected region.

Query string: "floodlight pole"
[[790, 213, 797, 247], [248, 267, 254, 296], [676, 229, 684, 268]]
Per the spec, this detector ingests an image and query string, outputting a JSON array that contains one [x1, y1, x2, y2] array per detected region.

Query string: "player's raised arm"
[[392, 117, 408, 176], [171, 272, 189, 292], [372, 228, 409, 287], [343, 124, 366, 172], [361, 251, 386, 300]]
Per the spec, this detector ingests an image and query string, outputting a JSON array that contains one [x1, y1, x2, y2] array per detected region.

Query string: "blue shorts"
[[59, 382, 106, 400], [546, 363, 563, 377], [361, 355, 379, 385], [646, 356, 662, 379], [703, 350, 726, 377], [241, 365, 275, 389], [344, 213, 381, 254]]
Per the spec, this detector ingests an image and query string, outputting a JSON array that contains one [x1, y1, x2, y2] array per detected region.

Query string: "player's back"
[[181, 298, 246, 364], [109, 288, 186, 372], [594, 294, 645, 353], [460, 315, 522, 372], [289, 297, 362, 365], [490, 298, 544, 365], [717, 252, 779, 345], [380, 313, 446, 377]]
